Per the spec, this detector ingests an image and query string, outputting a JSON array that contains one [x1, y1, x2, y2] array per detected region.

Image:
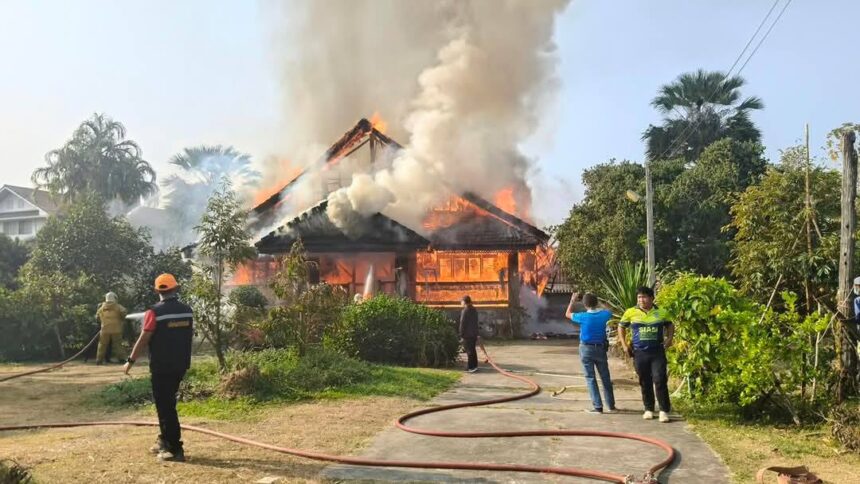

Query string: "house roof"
[[256, 200, 429, 254], [1, 185, 61, 215], [249, 118, 549, 253], [252, 118, 400, 217], [428, 210, 548, 250]]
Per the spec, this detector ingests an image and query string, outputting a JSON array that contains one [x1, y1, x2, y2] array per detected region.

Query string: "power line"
[[649, 0, 791, 162], [736, 0, 793, 75]]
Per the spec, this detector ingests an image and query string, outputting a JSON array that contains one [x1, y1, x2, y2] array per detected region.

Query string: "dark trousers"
[[463, 337, 478, 370], [151, 371, 185, 452], [633, 349, 671, 412]]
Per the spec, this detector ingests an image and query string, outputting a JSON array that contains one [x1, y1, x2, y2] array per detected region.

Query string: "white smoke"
[[265, 0, 569, 235]]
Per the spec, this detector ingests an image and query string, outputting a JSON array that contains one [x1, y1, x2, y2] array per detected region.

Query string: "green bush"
[[658, 274, 833, 422], [325, 294, 459, 367], [97, 375, 153, 406], [0, 459, 33, 484]]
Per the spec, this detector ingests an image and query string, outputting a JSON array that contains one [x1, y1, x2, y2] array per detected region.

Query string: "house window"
[[2, 221, 17, 235], [18, 220, 33, 235]]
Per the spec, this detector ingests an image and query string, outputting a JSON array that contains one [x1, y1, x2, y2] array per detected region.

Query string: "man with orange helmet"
[[124, 273, 194, 462]]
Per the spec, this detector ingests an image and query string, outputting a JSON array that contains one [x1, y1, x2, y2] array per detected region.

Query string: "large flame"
[[369, 111, 388, 134], [493, 187, 517, 216], [254, 158, 302, 205]]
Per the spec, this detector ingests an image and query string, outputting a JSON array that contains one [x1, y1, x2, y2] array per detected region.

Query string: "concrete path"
[[322, 340, 729, 483]]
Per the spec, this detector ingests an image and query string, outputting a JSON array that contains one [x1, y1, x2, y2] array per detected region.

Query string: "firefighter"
[[96, 292, 127, 364], [123, 274, 194, 462]]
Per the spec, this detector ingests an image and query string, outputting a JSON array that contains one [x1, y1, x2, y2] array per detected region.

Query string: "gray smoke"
[[264, 0, 569, 235]]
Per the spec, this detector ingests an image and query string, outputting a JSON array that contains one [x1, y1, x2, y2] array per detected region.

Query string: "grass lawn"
[[95, 349, 460, 420], [678, 402, 860, 483], [0, 350, 462, 483]]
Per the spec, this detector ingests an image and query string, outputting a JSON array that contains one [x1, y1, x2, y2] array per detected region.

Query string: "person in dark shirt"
[[565, 292, 616, 414], [123, 273, 194, 462], [459, 295, 480, 373]]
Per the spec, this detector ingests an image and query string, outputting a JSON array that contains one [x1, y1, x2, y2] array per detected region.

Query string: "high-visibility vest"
[[148, 297, 194, 374]]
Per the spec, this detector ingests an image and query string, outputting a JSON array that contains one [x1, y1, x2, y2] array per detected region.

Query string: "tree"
[[661, 139, 767, 275], [259, 239, 347, 355], [32, 113, 156, 204], [127, 248, 193, 312], [191, 180, 255, 371], [643, 70, 763, 161], [0, 235, 30, 290], [555, 158, 684, 290], [728, 147, 843, 306], [23, 194, 152, 292], [162, 145, 259, 245], [13, 271, 98, 359]]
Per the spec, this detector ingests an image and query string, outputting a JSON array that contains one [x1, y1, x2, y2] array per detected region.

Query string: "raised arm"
[[564, 292, 580, 320]]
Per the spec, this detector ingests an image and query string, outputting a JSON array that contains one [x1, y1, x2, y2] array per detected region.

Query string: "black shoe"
[[157, 449, 185, 462]]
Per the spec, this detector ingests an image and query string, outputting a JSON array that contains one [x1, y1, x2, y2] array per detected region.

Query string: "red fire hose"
[[0, 343, 675, 483], [0, 331, 101, 383]]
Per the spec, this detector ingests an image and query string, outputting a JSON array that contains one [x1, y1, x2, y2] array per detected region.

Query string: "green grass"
[[676, 400, 860, 483], [94, 348, 460, 420], [317, 366, 459, 400]]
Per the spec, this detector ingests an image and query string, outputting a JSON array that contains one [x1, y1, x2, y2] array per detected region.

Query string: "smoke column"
[[265, 0, 569, 233]]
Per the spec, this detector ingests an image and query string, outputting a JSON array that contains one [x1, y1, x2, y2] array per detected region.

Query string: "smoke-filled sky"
[[1, 0, 859, 227]]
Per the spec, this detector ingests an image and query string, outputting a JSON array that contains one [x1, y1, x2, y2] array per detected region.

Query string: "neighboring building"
[[0, 185, 60, 241]]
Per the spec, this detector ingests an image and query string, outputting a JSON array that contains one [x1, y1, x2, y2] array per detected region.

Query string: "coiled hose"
[[0, 340, 674, 483]]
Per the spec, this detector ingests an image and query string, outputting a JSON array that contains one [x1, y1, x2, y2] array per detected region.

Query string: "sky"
[[1, 0, 858, 227]]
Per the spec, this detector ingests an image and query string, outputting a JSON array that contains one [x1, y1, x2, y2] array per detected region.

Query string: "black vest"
[[148, 297, 194, 374]]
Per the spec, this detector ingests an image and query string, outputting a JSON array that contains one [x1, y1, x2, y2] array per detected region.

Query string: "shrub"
[[97, 375, 153, 406], [0, 460, 33, 484], [259, 284, 347, 355], [326, 295, 459, 367], [658, 274, 833, 422], [830, 403, 860, 453]]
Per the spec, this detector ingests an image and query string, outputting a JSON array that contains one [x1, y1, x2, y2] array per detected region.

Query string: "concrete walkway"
[[322, 340, 729, 483]]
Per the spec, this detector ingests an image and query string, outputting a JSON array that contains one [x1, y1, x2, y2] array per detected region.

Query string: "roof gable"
[[0, 185, 60, 215]]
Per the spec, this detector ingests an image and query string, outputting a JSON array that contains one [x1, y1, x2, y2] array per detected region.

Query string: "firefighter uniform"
[[142, 291, 194, 457], [96, 294, 127, 363]]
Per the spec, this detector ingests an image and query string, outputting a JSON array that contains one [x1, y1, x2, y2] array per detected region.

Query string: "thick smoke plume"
[[265, 0, 569, 234]]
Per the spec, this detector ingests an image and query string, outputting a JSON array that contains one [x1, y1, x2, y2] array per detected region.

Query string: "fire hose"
[[0, 339, 675, 483]]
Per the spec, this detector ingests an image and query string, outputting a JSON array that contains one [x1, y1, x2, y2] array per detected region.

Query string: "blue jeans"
[[579, 343, 615, 410]]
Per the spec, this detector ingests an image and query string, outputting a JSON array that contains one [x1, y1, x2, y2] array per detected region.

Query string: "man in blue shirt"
[[566, 292, 616, 413]]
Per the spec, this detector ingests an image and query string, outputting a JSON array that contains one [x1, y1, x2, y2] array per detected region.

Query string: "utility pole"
[[836, 129, 858, 402], [645, 161, 656, 288], [804, 124, 814, 314]]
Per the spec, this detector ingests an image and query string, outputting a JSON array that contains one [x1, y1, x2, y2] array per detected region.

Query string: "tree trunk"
[[215, 257, 227, 372], [53, 322, 66, 359], [836, 130, 858, 402]]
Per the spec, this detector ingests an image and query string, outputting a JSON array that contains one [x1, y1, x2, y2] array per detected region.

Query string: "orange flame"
[[254, 158, 302, 205], [493, 188, 517, 216], [370, 111, 388, 134]]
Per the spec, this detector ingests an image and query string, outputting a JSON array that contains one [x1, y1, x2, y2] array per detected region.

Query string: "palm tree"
[[643, 70, 763, 161], [161, 145, 259, 244], [32, 113, 157, 204]]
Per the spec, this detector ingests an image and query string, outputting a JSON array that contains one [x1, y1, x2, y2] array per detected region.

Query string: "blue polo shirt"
[[570, 309, 612, 344]]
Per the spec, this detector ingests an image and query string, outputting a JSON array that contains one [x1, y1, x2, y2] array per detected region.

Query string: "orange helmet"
[[154, 273, 179, 292]]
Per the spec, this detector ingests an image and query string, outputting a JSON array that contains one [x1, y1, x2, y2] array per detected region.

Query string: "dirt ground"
[[0, 361, 424, 483]]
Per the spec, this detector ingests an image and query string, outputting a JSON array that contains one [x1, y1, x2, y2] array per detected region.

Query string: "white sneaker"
[[659, 411, 670, 423], [642, 410, 654, 420]]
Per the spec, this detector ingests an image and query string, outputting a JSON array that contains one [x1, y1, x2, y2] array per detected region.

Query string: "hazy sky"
[[1, 1, 858, 226]]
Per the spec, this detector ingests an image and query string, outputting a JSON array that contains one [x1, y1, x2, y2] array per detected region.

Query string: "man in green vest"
[[618, 286, 674, 423]]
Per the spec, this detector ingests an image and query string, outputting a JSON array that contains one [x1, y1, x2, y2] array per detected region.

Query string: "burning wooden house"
[[241, 118, 554, 311]]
